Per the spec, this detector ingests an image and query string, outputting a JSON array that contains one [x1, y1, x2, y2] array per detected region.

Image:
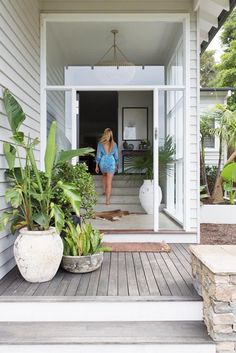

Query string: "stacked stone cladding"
[[192, 253, 236, 353]]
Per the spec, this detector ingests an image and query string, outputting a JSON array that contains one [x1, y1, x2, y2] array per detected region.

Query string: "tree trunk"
[[211, 148, 236, 203], [211, 138, 223, 203], [200, 139, 210, 195]]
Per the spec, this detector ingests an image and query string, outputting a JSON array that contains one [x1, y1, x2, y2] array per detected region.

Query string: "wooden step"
[[0, 321, 215, 353], [94, 203, 144, 213], [94, 179, 142, 188], [96, 187, 139, 196], [97, 195, 140, 204]]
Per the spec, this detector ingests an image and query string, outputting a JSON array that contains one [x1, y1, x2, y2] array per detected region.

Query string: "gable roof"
[[196, 0, 236, 53]]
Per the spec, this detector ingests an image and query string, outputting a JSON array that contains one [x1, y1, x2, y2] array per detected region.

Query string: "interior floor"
[[90, 212, 181, 231]]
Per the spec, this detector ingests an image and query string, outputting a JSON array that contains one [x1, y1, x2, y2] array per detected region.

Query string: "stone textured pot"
[[14, 227, 63, 283], [62, 253, 103, 273], [139, 179, 162, 215]]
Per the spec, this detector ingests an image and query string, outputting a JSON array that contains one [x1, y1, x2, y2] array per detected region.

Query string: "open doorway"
[[78, 91, 118, 173]]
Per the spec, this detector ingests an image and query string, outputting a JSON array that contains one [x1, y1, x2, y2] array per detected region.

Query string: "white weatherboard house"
[[0, 1, 235, 352]]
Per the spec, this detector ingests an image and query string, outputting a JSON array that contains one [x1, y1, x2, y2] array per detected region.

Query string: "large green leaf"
[[57, 148, 94, 165], [50, 203, 64, 234], [221, 162, 236, 182], [57, 181, 81, 216], [3, 143, 16, 170], [3, 89, 26, 133], [45, 121, 57, 179], [33, 213, 50, 229], [5, 186, 23, 208], [0, 210, 19, 231]]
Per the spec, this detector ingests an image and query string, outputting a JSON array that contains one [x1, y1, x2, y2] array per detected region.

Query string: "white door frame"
[[40, 12, 191, 232]]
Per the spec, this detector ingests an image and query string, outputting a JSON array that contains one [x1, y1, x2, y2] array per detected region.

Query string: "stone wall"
[[192, 251, 236, 353]]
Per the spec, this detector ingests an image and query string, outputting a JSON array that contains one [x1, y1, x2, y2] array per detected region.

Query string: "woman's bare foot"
[[106, 198, 111, 205]]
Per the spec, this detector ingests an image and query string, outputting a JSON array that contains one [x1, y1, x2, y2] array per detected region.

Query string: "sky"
[[207, 30, 224, 63]]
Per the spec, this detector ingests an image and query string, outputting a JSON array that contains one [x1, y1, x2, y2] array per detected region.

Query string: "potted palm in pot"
[[126, 136, 175, 214], [62, 222, 111, 273], [0, 89, 94, 283]]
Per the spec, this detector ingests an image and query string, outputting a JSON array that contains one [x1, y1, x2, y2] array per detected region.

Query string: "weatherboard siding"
[[0, 0, 40, 279], [189, 12, 198, 232]]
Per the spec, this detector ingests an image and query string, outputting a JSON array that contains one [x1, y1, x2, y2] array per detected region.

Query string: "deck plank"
[[65, 274, 82, 296], [0, 267, 18, 295], [86, 266, 102, 296], [125, 252, 139, 296], [154, 253, 182, 296], [147, 253, 171, 296], [44, 271, 65, 296], [175, 244, 192, 263], [108, 252, 118, 296], [76, 272, 91, 296], [166, 249, 196, 295], [2, 271, 24, 296], [161, 253, 193, 296], [56, 272, 75, 296], [132, 253, 149, 296], [118, 252, 128, 296], [171, 244, 192, 275], [140, 252, 160, 295], [97, 252, 111, 296]]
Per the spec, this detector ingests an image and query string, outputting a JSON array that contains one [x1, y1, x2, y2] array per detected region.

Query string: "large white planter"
[[14, 227, 63, 283], [139, 179, 162, 215], [200, 204, 236, 224]]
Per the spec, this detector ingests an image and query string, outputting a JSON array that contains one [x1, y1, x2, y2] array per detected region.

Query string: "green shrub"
[[52, 162, 97, 220]]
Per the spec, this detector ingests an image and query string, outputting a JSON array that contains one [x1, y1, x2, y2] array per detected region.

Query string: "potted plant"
[[126, 136, 175, 214], [62, 222, 110, 273], [0, 89, 94, 283]]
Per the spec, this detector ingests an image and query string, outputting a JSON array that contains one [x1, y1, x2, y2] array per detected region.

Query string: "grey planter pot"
[[61, 253, 103, 273]]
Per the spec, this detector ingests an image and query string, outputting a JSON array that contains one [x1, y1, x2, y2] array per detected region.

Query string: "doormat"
[[95, 209, 130, 221], [102, 242, 171, 252]]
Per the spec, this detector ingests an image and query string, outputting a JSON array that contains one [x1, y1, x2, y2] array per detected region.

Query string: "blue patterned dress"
[[96, 142, 119, 174]]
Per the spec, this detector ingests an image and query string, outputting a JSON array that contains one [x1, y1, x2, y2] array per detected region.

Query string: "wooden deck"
[[0, 244, 197, 297]]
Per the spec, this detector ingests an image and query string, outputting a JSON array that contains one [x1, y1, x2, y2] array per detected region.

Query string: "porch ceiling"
[[47, 21, 182, 67], [40, 0, 234, 52]]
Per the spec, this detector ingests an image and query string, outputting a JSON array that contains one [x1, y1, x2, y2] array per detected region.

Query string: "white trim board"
[[0, 343, 216, 353], [103, 233, 198, 243], [0, 300, 203, 322], [0, 344, 215, 353], [41, 13, 190, 23]]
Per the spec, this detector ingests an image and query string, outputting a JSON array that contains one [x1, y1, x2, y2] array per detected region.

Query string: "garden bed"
[[200, 223, 236, 244]]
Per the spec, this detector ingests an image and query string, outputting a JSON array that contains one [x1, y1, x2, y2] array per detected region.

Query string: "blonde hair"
[[100, 128, 115, 153]]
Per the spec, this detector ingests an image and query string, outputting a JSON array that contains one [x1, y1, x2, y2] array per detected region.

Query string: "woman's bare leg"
[[106, 173, 114, 205], [102, 174, 106, 195]]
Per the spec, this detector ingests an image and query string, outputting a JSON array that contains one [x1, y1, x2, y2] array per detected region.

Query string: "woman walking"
[[95, 128, 119, 205]]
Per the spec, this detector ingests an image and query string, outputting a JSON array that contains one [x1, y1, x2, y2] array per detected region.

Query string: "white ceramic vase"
[[14, 227, 63, 283], [139, 179, 162, 215]]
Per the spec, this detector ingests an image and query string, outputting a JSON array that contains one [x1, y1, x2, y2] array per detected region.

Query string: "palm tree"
[[211, 105, 236, 203], [125, 136, 176, 183], [200, 112, 215, 196]]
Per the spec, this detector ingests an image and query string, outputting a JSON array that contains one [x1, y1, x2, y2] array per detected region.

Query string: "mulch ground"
[[200, 224, 236, 245]]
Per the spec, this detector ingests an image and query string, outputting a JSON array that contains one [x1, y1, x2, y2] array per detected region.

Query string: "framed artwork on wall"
[[122, 107, 148, 141]]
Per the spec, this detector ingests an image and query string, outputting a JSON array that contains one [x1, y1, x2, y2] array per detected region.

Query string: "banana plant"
[[221, 162, 236, 205], [0, 89, 94, 233], [63, 222, 111, 256]]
